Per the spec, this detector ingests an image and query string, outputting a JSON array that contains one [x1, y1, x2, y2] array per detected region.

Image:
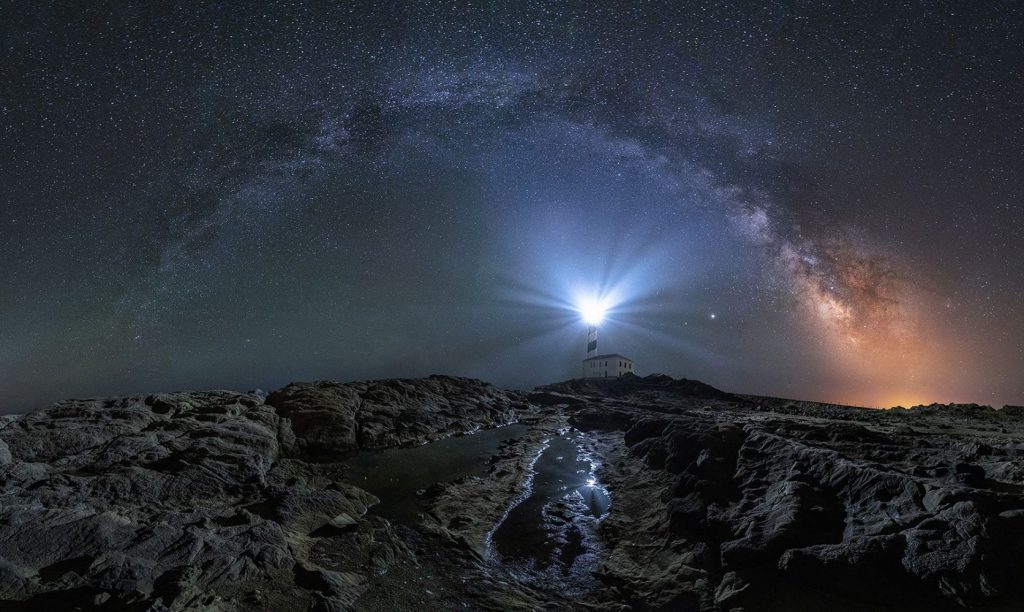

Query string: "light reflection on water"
[[343, 423, 612, 595], [488, 431, 611, 594]]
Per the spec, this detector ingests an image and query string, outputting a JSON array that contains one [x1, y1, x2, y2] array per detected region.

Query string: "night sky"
[[2, 2, 1023, 413]]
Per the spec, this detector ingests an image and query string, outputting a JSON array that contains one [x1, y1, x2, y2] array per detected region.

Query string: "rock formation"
[[543, 375, 1024, 611], [0, 376, 522, 610], [0, 372, 1022, 610]]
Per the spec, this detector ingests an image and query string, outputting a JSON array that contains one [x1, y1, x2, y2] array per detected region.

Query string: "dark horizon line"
[[3, 370, 1018, 416]]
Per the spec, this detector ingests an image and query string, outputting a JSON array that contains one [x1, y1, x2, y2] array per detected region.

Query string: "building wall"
[[583, 357, 633, 379]]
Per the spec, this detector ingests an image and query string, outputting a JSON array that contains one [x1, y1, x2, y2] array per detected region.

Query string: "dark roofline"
[[582, 353, 632, 362]]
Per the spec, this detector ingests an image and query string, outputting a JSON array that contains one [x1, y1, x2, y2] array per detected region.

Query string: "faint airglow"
[[875, 394, 934, 409], [578, 297, 607, 325]]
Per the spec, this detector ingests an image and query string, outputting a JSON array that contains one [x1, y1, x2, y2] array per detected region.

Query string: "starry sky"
[[2, 1, 1023, 413]]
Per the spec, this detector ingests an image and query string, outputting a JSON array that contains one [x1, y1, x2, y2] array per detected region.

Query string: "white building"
[[582, 353, 634, 379]]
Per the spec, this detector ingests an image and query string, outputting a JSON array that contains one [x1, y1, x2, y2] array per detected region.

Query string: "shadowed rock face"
[[0, 376, 523, 611], [267, 375, 521, 459], [2, 373, 1023, 611]]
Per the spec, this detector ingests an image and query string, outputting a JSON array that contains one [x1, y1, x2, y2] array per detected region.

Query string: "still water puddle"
[[488, 430, 611, 593], [344, 423, 528, 520], [344, 424, 611, 594]]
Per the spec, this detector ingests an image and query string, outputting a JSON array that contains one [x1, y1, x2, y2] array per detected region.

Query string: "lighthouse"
[[577, 297, 634, 379]]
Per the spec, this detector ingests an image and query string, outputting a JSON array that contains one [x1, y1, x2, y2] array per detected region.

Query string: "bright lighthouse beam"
[[579, 298, 607, 326]]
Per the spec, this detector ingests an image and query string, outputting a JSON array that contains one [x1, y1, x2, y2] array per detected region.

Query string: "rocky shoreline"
[[0, 376, 525, 611], [1, 373, 1022, 610]]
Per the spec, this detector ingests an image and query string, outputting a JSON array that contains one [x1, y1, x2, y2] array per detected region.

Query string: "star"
[[0, 2, 1020, 411]]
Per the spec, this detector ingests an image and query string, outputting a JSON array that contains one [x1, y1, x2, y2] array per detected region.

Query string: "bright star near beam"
[[579, 297, 607, 325]]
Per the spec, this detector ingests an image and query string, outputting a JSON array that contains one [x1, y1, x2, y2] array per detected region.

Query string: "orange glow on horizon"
[[778, 240, 971, 411], [835, 393, 938, 410]]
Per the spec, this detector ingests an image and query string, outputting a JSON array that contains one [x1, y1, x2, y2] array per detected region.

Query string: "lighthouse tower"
[[587, 324, 598, 358], [581, 317, 634, 378], [578, 299, 634, 379]]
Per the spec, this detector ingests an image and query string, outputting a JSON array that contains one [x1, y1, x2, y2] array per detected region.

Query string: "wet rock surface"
[[1, 372, 1023, 610]]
